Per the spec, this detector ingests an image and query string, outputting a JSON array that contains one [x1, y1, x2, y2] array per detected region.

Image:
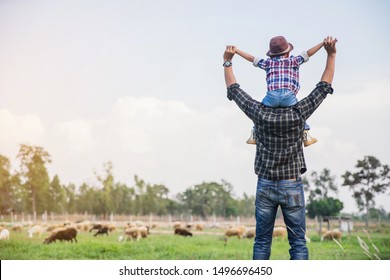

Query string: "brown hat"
[[266, 36, 294, 56]]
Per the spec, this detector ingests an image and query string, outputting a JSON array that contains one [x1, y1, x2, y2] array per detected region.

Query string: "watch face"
[[223, 61, 231, 67]]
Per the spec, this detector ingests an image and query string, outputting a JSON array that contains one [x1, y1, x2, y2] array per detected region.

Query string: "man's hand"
[[224, 45, 237, 87], [224, 45, 236, 61], [323, 36, 337, 56], [321, 36, 338, 84]]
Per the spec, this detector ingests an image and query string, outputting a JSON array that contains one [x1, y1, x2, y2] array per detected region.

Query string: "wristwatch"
[[223, 60, 232, 67]]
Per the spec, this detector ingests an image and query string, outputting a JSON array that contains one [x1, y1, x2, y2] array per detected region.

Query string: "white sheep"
[[27, 225, 46, 238], [0, 228, 10, 240]]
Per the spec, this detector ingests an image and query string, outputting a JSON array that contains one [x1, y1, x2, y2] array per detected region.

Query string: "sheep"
[[243, 227, 256, 239], [27, 225, 46, 238], [150, 223, 158, 229], [195, 223, 204, 231], [89, 223, 115, 236], [10, 224, 23, 232], [174, 228, 193, 237], [0, 228, 10, 240], [321, 229, 342, 241], [137, 226, 149, 238], [75, 220, 91, 232], [43, 227, 78, 244], [89, 223, 103, 232], [272, 226, 287, 240], [172, 221, 182, 229], [93, 226, 110, 237], [46, 223, 65, 232], [135, 221, 145, 227], [122, 227, 142, 241], [224, 226, 246, 239]]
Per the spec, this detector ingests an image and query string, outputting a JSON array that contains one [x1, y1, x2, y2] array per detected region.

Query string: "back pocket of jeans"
[[285, 188, 304, 208]]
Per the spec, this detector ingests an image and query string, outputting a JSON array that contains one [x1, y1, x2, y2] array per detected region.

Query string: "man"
[[223, 36, 337, 260]]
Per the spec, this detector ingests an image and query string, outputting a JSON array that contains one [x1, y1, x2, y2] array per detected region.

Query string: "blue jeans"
[[262, 89, 310, 130], [253, 177, 308, 260]]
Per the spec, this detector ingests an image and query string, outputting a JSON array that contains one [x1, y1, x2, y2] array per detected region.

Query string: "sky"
[[0, 0, 389, 214]]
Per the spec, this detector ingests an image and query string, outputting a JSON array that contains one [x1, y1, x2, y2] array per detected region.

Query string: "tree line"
[[1, 144, 389, 225], [0, 145, 254, 219]]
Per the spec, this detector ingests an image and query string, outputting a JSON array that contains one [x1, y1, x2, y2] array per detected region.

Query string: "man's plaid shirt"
[[227, 81, 333, 180]]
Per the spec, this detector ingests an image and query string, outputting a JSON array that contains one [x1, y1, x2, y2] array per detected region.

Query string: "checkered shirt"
[[227, 82, 333, 180], [254, 55, 306, 95]]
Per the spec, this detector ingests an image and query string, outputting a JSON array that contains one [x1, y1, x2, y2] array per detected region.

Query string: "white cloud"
[[0, 109, 45, 154], [55, 119, 95, 152]]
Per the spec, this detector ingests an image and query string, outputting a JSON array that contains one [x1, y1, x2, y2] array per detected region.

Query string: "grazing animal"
[[172, 221, 182, 229], [243, 227, 256, 239], [10, 224, 23, 232], [123, 227, 142, 241], [195, 223, 204, 231], [272, 227, 287, 240], [43, 227, 78, 244], [28, 225, 46, 238], [89, 223, 103, 232], [321, 229, 342, 241], [93, 226, 110, 237], [0, 228, 10, 240], [75, 220, 91, 232], [174, 228, 193, 237], [224, 226, 246, 239], [137, 226, 149, 238]]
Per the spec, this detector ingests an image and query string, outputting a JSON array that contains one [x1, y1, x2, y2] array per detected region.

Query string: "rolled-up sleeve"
[[253, 57, 261, 67], [300, 51, 309, 63]]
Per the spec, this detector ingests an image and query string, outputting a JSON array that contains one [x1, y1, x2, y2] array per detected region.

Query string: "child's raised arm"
[[234, 47, 255, 63], [307, 41, 325, 57]]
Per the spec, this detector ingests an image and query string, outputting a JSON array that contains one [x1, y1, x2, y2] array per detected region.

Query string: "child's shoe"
[[303, 130, 317, 147], [246, 128, 256, 145]]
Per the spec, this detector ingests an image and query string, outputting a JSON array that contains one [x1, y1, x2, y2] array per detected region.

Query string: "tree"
[[134, 175, 146, 216], [17, 144, 51, 214], [77, 182, 96, 214], [111, 182, 136, 215], [95, 162, 115, 219], [306, 198, 344, 219], [64, 183, 77, 214], [237, 193, 255, 217], [304, 168, 344, 234], [342, 156, 390, 227], [47, 175, 66, 214], [305, 168, 338, 201], [0, 155, 13, 213], [177, 181, 237, 218]]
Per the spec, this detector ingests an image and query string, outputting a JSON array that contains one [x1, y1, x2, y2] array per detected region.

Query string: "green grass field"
[[1, 226, 390, 260]]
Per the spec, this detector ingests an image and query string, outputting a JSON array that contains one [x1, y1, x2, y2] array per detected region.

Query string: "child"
[[234, 36, 324, 147]]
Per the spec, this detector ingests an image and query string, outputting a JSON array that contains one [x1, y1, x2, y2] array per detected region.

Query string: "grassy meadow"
[[1, 224, 390, 260]]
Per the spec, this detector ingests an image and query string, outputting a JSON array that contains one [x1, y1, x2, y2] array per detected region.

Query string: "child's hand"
[[224, 45, 235, 61], [324, 36, 337, 55]]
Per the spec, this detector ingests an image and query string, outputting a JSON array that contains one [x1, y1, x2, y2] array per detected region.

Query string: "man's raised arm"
[[321, 36, 337, 84], [223, 45, 237, 87]]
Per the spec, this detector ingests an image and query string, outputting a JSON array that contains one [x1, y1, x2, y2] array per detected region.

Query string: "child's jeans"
[[262, 89, 310, 130]]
